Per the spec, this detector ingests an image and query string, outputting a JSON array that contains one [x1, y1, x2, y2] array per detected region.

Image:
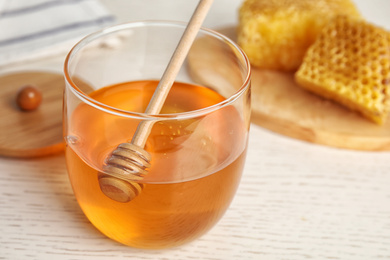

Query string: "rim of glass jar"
[[64, 20, 251, 120]]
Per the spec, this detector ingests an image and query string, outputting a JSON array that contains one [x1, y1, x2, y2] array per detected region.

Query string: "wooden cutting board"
[[0, 71, 92, 158], [187, 27, 390, 151]]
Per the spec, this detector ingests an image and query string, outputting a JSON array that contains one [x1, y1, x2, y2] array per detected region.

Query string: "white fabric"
[[0, 0, 115, 66]]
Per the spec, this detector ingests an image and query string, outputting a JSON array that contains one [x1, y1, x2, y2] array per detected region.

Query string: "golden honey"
[[65, 80, 248, 248]]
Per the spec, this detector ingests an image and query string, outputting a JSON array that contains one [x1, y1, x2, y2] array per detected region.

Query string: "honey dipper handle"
[[131, 0, 214, 148]]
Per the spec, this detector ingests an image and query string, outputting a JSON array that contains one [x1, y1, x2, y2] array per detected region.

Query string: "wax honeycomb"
[[237, 0, 361, 71], [295, 16, 390, 124]]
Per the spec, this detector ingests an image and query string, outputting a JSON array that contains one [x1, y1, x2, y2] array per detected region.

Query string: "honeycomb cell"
[[295, 16, 390, 124], [237, 0, 361, 71]]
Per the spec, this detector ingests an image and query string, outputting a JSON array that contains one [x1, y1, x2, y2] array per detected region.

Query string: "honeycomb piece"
[[295, 16, 390, 125], [237, 0, 361, 71]]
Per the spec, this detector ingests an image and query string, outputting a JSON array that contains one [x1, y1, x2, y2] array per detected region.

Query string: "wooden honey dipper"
[[98, 0, 214, 203]]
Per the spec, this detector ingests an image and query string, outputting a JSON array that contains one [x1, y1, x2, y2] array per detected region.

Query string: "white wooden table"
[[1, 1, 390, 259]]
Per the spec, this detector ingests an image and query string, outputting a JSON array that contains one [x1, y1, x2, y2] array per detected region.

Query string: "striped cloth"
[[0, 0, 115, 66]]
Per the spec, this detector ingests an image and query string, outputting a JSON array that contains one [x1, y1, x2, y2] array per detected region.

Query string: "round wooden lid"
[[0, 71, 67, 158]]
